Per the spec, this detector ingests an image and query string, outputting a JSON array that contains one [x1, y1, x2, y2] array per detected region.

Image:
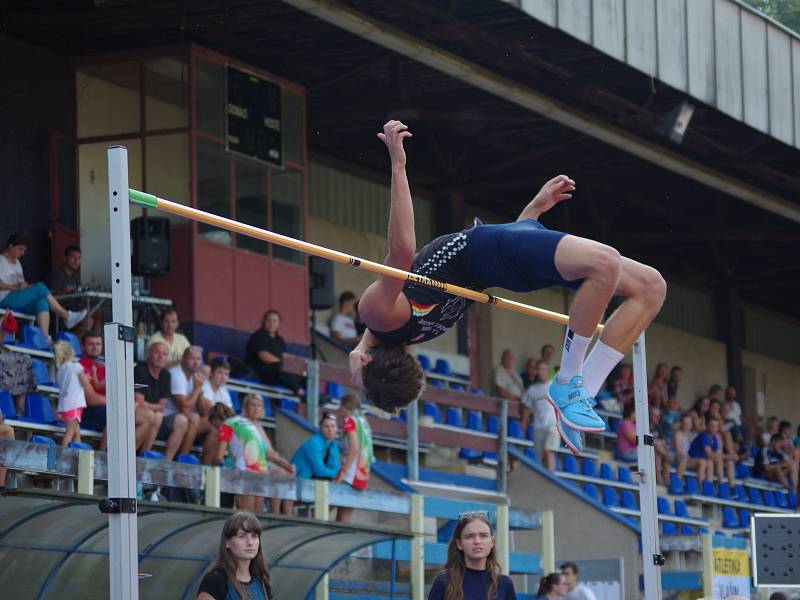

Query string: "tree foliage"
[[741, 0, 800, 33]]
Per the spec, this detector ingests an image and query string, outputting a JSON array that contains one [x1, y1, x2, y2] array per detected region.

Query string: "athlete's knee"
[[640, 266, 667, 309], [586, 245, 622, 285]]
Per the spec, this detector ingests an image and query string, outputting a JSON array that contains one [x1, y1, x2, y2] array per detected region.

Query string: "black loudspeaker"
[[309, 256, 334, 310], [131, 217, 171, 275]]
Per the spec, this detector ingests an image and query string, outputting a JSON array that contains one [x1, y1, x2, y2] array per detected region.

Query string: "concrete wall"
[[742, 350, 800, 421]]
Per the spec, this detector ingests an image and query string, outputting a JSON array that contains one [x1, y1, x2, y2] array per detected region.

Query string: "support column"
[[717, 283, 744, 402], [495, 503, 510, 574], [497, 398, 508, 493], [204, 465, 221, 508], [307, 359, 320, 426], [77, 449, 95, 496], [540, 510, 555, 575]]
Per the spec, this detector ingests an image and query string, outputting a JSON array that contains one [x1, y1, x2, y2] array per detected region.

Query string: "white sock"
[[556, 329, 592, 383], [582, 339, 625, 397]]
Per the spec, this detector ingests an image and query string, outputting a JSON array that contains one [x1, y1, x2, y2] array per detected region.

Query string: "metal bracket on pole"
[[100, 498, 138, 514]]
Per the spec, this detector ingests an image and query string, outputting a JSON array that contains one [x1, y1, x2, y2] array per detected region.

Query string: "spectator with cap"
[[560, 562, 596, 600], [329, 291, 360, 347], [147, 307, 191, 369]]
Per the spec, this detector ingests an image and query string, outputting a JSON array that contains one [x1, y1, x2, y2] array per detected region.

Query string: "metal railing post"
[[410, 494, 425, 600]]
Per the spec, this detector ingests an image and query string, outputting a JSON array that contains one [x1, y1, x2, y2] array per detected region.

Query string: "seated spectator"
[[45, 245, 94, 333], [493, 348, 524, 403], [0, 232, 86, 334], [523, 360, 558, 472], [757, 434, 799, 491], [691, 396, 710, 433], [675, 412, 705, 482], [334, 394, 374, 523], [54, 340, 87, 447], [329, 291, 360, 348], [168, 345, 211, 459], [198, 357, 235, 462], [649, 405, 671, 485], [536, 572, 568, 600], [0, 405, 15, 491], [689, 416, 735, 487], [725, 385, 742, 427], [661, 394, 682, 438], [667, 365, 682, 399], [560, 562, 596, 600], [648, 362, 668, 408], [616, 404, 637, 462], [0, 309, 35, 415], [291, 412, 340, 482], [762, 416, 780, 445], [612, 364, 634, 406], [707, 384, 724, 403], [245, 309, 305, 398], [134, 341, 187, 460], [540, 343, 558, 379], [79, 332, 107, 450], [147, 307, 191, 369]]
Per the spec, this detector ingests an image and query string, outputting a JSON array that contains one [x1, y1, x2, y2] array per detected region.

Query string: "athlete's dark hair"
[[536, 572, 564, 597], [362, 343, 424, 414], [441, 514, 500, 600]]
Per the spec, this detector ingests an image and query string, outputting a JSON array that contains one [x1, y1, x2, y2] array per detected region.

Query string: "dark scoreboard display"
[[226, 65, 282, 166]]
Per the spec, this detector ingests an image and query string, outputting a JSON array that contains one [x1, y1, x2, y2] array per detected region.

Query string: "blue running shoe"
[[555, 414, 584, 455], [548, 376, 606, 432]]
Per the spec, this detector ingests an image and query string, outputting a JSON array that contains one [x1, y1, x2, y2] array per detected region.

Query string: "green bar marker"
[[129, 189, 159, 209]]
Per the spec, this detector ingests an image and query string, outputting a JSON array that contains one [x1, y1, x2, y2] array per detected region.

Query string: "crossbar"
[[129, 189, 601, 329]]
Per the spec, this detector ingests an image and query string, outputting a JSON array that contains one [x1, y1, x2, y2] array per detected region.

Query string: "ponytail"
[[536, 572, 562, 597]]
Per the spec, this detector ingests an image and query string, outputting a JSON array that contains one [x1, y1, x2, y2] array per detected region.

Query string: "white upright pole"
[[632, 332, 663, 599], [104, 146, 139, 600]]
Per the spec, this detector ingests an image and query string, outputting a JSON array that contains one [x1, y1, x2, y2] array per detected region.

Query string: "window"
[[196, 58, 225, 138], [77, 62, 141, 138], [270, 168, 303, 263], [235, 156, 268, 254], [197, 138, 231, 244], [145, 56, 188, 131]]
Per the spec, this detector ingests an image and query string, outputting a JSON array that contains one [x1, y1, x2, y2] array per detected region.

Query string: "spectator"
[[708, 399, 723, 423], [675, 412, 705, 483], [134, 341, 187, 460], [725, 386, 742, 427], [762, 416, 780, 445], [758, 434, 799, 491], [0, 405, 15, 491], [691, 396, 710, 433], [291, 412, 340, 481], [79, 332, 107, 450], [245, 309, 305, 398], [54, 341, 87, 447], [689, 416, 735, 487], [523, 360, 558, 472], [199, 357, 235, 462], [0, 309, 35, 415], [649, 406, 671, 485], [540, 344, 556, 365], [708, 384, 724, 403], [147, 307, 191, 369], [661, 394, 682, 439], [612, 364, 634, 406], [329, 291, 360, 347], [616, 404, 637, 462], [427, 511, 516, 600], [536, 572, 568, 600], [667, 366, 682, 399], [0, 232, 86, 335], [648, 362, 668, 408], [196, 511, 273, 600], [335, 394, 374, 523], [520, 357, 539, 390], [46, 245, 94, 332], [560, 561, 596, 600], [169, 346, 218, 459], [493, 349, 524, 403], [768, 594, 788, 600]]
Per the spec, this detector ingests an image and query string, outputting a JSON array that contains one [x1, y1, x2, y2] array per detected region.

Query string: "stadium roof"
[[0, 491, 407, 600]]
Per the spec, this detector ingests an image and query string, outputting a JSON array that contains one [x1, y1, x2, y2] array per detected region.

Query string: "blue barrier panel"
[[661, 571, 702, 590]]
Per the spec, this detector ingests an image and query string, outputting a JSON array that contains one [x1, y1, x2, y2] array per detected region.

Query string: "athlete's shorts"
[[466, 219, 581, 291]]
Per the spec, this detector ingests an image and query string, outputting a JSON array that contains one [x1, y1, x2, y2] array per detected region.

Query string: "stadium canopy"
[[0, 491, 409, 600]]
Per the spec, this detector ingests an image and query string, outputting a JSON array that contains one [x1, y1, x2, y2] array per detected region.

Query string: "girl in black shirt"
[[427, 512, 517, 600], [197, 512, 273, 600]]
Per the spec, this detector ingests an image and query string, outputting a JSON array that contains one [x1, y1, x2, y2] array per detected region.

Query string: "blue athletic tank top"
[[369, 220, 484, 345]]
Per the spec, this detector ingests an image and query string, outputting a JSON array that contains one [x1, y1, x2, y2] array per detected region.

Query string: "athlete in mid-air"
[[350, 120, 666, 453]]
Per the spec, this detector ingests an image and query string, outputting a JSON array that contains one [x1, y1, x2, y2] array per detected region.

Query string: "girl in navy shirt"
[[427, 512, 517, 600]]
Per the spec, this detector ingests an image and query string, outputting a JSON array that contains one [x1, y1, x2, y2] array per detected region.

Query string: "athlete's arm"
[[516, 175, 576, 221]]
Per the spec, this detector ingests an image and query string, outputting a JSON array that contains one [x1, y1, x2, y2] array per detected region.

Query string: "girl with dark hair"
[[0, 232, 86, 334], [427, 512, 516, 600], [197, 511, 273, 600], [535, 572, 567, 599]]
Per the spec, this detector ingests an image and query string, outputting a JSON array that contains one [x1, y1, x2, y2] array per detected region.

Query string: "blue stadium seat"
[[762, 490, 776, 507], [423, 402, 440, 424], [617, 466, 633, 484], [31, 358, 53, 386], [428, 379, 446, 388], [748, 487, 763, 505], [679, 525, 695, 535], [582, 459, 597, 478], [465, 411, 483, 432], [526, 423, 534, 440], [140, 450, 165, 460], [228, 390, 241, 413], [398, 409, 407, 422], [674, 500, 689, 518], [718, 482, 731, 499], [508, 419, 523, 439], [23, 394, 56, 424], [484, 415, 499, 460], [417, 354, 432, 371], [21, 325, 50, 351], [0, 390, 17, 419], [669, 474, 685, 495], [621, 490, 637, 509], [697, 527, 709, 535], [775, 491, 789, 508], [68, 441, 92, 450], [562, 455, 579, 474], [701, 480, 715, 497], [176, 453, 200, 464], [450, 383, 467, 392], [434, 359, 451, 376], [602, 487, 619, 508], [260, 395, 273, 417], [733, 484, 747, 502], [657, 497, 672, 515], [3, 332, 14, 344], [582, 483, 599, 501], [30, 435, 55, 446], [722, 507, 739, 528], [600, 463, 614, 481], [524, 447, 537, 461], [661, 522, 677, 536], [685, 476, 700, 495], [609, 419, 620, 433], [470, 387, 485, 395], [788, 492, 798, 508], [279, 397, 298, 413], [714, 531, 727, 537], [56, 331, 81, 357], [446, 407, 463, 428], [739, 509, 751, 528], [735, 462, 750, 479]]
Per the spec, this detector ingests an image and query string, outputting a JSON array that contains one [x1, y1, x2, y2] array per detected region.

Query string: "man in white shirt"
[[560, 562, 597, 600], [493, 349, 524, 401], [168, 345, 207, 458], [329, 291, 360, 347], [202, 356, 234, 410]]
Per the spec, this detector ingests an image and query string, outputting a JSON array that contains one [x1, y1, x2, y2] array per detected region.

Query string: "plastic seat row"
[[560, 455, 634, 484], [582, 483, 638, 510], [669, 472, 796, 508]]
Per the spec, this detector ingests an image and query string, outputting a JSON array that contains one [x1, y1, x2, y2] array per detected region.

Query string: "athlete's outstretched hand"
[[530, 175, 575, 215], [378, 120, 412, 167]]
